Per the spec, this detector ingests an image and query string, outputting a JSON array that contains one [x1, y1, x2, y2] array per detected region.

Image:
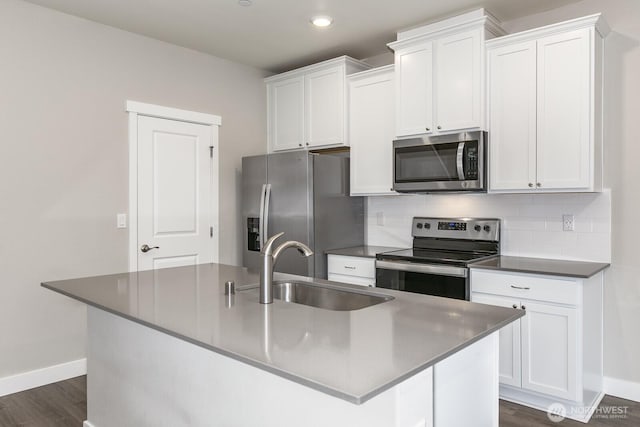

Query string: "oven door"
[[375, 260, 469, 300]]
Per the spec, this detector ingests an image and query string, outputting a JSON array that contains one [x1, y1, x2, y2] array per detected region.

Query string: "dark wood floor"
[[0, 376, 637, 426], [0, 377, 86, 427]]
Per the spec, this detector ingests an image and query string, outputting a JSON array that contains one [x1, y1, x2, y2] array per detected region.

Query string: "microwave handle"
[[456, 142, 465, 180]]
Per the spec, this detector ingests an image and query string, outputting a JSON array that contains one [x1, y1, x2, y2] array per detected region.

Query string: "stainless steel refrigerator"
[[242, 151, 364, 279]]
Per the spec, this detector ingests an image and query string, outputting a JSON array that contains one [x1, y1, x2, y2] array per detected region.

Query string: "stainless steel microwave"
[[392, 131, 486, 193]]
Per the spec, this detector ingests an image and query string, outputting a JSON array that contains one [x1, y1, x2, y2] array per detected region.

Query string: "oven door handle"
[[456, 142, 465, 180], [376, 260, 468, 278]]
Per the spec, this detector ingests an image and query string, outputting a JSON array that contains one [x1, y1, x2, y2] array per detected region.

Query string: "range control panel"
[[412, 217, 500, 242]]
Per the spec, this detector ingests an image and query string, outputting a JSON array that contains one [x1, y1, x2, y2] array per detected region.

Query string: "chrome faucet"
[[260, 232, 313, 304]]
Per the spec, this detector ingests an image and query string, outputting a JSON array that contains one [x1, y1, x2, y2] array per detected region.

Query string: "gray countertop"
[[42, 263, 523, 404], [470, 256, 609, 278], [325, 246, 403, 258]]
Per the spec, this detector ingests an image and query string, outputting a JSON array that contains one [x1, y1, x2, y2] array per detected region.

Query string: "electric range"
[[375, 217, 501, 300]]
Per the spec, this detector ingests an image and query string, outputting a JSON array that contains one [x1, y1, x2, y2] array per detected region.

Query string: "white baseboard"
[[0, 358, 86, 397], [604, 376, 640, 403], [83, 421, 96, 427]]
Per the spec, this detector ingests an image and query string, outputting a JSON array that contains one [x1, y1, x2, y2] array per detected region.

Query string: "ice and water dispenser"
[[247, 217, 260, 252]]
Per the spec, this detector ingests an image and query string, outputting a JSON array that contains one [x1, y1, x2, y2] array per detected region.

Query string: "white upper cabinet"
[[305, 66, 344, 148], [348, 66, 396, 196], [536, 29, 591, 190], [435, 29, 482, 132], [488, 15, 609, 193], [488, 40, 537, 190], [394, 42, 433, 136], [266, 56, 370, 152], [269, 76, 305, 151], [389, 9, 504, 138]]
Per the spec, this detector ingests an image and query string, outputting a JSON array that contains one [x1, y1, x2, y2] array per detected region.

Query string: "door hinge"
[[210, 226, 213, 238], [209, 146, 214, 158]]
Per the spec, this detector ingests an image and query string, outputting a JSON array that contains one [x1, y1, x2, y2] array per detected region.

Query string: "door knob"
[[140, 244, 159, 253], [528, 183, 533, 188]]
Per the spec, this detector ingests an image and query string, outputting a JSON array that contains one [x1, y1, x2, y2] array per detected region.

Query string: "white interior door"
[[136, 115, 217, 270]]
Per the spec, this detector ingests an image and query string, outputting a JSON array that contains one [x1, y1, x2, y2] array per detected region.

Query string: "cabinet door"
[[435, 29, 481, 132], [395, 42, 433, 137], [488, 41, 537, 191], [348, 69, 396, 195], [536, 28, 591, 190], [471, 293, 522, 388], [268, 76, 305, 151], [521, 301, 579, 401], [305, 65, 345, 148]]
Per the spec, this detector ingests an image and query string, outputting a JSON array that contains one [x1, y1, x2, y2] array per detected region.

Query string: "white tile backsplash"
[[366, 190, 611, 262]]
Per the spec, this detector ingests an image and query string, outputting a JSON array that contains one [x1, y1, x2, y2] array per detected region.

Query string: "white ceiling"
[[24, 0, 580, 73]]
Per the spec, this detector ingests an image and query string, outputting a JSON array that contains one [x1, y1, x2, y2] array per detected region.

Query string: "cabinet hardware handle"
[[536, 183, 541, 187], [298, 143, 302, 147], [425, 127, 430, 131], [437, 125, 442, 130], [512, 304, 518, 309], [140, 244, 159, 253], [528, 183, 534, 188], [521, 305, 527, 310], [510, 285, 530, 290], [344, 266, 356, 270], [306, 142, 310, 146]]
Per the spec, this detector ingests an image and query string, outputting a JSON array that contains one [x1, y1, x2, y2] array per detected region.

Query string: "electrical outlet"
[[562, 214, 575, 231]]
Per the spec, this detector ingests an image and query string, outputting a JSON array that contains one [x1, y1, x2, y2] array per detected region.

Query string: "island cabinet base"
[[84, 307, 498, 427]]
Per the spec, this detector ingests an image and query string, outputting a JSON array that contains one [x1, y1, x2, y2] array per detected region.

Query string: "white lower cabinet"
[[327, 254, 375, 287], [471, 269, 603, 422], [471, 293, 522, 388], [520, 301, 578, 401]]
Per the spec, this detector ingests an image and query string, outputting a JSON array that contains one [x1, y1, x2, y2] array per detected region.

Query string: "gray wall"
[[501, 0, 640, 386], [0, 0, 267, 378]]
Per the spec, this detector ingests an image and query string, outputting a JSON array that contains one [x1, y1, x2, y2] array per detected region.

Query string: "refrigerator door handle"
[[263, 184, 272, 246], [259, 184, 266, 247]]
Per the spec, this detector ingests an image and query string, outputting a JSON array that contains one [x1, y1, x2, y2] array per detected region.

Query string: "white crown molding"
[[347, 64, 394, 81], [126, 101, 221, 126], [388, 9, 505, 51], [0, 359, 86, 397], [264, 55, 370, 83], [487, 13, 609, 49]]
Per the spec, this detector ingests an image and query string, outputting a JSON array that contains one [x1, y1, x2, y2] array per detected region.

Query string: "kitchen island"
[[43, 263, 523, 427]]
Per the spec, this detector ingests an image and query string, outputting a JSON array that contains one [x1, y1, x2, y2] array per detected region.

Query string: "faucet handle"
[[261, 232, 285, 254]]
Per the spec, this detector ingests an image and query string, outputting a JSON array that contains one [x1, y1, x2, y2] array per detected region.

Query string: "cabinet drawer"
[[327, 273, 375, 287], [327, 255, 375, 279], [471, 270, 580, 306]]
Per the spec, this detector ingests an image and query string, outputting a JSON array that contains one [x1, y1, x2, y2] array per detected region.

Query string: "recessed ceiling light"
[[311, 16, 333, 28], [238, 0, 252, 6]]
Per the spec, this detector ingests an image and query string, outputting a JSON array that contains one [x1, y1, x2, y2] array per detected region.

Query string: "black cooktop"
[[377, 248, 497, 266]]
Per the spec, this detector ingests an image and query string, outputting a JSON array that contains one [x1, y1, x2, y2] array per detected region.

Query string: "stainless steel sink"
[[241, 281, 394, 311]]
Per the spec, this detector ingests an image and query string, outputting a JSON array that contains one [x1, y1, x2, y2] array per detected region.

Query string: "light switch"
[[117, 213, 127, 229], [376, 212, 385, 226]]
